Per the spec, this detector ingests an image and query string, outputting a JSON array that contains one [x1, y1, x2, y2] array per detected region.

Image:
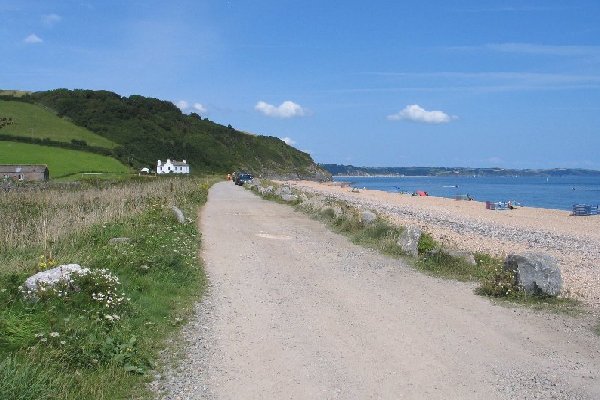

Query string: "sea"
[[332, 175, 600, 211]]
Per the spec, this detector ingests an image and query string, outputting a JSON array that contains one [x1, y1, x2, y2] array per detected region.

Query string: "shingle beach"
[[285, 180, 600, 307]]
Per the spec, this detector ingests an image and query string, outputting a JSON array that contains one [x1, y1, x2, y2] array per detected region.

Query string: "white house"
[[157, 159, 190, 174]]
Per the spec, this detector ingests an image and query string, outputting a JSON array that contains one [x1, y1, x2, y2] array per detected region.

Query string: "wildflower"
[[60, 341, 66, 345], [50, 332, 60, 338], [40, 337, 47, 342]]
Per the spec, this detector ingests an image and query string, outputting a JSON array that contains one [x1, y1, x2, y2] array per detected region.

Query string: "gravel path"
[[287, 181, 600, 307], [153, 182, 600, 399]]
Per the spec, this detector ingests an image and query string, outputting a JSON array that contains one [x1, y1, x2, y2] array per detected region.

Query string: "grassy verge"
[[0, 176, 217, 399], [248, 181, 582, 313]]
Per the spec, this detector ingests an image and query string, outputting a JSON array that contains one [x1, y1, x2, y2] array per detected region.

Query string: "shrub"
[[476, 268, 517, 297], [319, 207, 336, 220], [417, 232, 436, 254]]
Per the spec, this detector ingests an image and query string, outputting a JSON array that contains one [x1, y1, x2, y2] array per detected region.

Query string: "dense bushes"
[[19, 89, 322, 175]]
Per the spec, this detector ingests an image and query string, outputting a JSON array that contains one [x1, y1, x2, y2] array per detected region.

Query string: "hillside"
[[0, 100, 117, 148], [0, 141, 130, 178], [1, 89, 329, 179], [321, 164, 600, 177]]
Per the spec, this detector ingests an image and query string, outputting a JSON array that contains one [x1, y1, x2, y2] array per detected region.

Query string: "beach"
[[285, 180, 600, 307]]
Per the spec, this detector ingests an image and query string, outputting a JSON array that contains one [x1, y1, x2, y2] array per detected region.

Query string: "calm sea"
[[333, 176, 600, 211]]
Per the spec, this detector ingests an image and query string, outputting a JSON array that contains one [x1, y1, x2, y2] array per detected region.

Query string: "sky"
[[2, 1, 600, 169]]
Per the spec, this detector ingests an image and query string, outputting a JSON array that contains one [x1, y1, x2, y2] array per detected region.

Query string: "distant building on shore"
[[0, 164, 49, 181], [156, 159, 190, 175]]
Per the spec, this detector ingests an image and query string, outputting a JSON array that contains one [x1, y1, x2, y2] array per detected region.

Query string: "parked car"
[[235, 173, 253, 186]]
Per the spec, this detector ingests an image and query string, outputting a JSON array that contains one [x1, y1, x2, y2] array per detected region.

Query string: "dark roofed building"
[[0, 165, 49, 181]]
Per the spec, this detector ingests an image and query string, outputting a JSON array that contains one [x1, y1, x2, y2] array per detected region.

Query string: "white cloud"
[[193, 103, 207, 114], [176, 100, 189, 110], [175, 100, 208, 114], [24, 34, 43, 44], [255, 100, 307, 118], [387, 104, 455, 124], [42, 13, 62, 27], [280, 137, 296, 146]]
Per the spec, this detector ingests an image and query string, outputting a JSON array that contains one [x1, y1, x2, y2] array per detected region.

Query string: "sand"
[[285, 180, 600, 307]]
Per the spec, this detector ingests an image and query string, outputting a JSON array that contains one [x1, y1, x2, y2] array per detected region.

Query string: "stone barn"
[[0, 165, 49, 181]]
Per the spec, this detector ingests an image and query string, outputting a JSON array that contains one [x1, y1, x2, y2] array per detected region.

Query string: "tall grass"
[[1, 178, 200, 271], [0, 176, 217, 399]]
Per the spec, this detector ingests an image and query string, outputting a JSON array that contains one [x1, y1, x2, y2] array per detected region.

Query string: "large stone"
[[504, 252, 563, 296], [281, 194, 298, 202], [109, 237, 131, 245], [396, 226, 422, 257], [360, 211, 377, 224], [275, 185, 292, 196], [23, 264, 89, 296], [171, 205, 185, 223]]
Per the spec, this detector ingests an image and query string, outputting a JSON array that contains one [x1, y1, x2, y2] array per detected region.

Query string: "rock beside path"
[[171, 206, 185, 224], [109, 237, 131, 244], [23, 264, 89, 296], [397, 226, 422, 256], [504, 252, 563, 296]]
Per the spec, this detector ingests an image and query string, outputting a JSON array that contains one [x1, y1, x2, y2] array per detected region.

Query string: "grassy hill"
[[0, 100, 117, 148], [0, 89, 329, 179], [0, 141, 130, 178], [21, 89, 329, 178]]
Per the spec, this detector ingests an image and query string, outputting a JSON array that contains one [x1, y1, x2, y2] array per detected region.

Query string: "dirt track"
[[155, 182, 600, 399]]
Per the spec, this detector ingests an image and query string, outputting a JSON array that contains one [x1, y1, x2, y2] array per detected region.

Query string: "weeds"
[[0, 176, 216, 399], [0, 178, 201, 264]]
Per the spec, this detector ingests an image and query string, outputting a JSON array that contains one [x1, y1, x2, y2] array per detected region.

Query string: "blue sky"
[[2, 1, 600, 169]]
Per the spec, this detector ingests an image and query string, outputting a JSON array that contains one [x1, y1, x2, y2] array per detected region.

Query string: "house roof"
[[171, 161, 188, 166], [0, 164, 48, 173]]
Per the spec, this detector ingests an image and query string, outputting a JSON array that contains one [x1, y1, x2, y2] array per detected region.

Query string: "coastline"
[[285, 180, 600, 308], [330, 175, 599, 212]]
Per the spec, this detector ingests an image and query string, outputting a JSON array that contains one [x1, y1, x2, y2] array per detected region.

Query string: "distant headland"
[[320, 164, 600, 177]]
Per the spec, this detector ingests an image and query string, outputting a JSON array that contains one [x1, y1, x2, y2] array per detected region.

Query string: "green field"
[[0, 100, 117, 149], [0, 141, 130, 178]]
